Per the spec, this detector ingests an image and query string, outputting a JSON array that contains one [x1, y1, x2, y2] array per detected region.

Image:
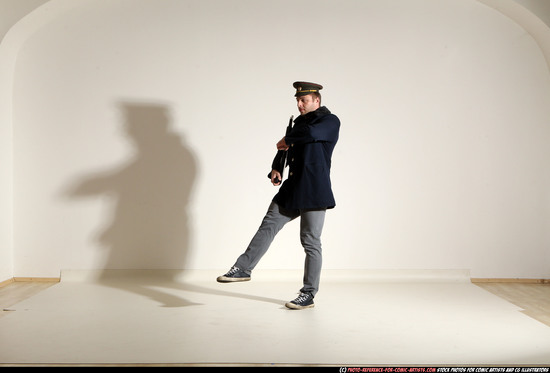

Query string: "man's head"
[[293, 81, 322, 115], [296, 94, 320, 115]]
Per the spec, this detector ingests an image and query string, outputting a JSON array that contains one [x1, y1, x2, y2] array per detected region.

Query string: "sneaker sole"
[[285, 302, 315, 310], [216, 276, 251, 283]]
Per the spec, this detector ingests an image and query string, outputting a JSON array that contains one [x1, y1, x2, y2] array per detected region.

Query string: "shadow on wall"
[[65, 102, 285, 307], [64, 102, 202, 306], [66, 102, 196, 270]]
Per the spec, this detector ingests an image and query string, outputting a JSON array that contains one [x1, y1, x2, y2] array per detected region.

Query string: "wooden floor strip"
[[471, 278, 550, 284]]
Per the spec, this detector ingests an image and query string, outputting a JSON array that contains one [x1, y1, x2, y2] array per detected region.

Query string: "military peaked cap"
[[293, 81, 323, 97]]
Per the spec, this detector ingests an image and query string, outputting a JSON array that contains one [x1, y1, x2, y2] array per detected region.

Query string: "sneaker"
[[216, 266, 251, 283], [285, 292, 314, 310]]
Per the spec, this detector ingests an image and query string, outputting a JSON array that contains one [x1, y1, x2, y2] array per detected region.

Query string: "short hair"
[[311, 92, 322, 104]]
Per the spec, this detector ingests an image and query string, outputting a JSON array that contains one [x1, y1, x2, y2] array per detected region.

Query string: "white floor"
[[1, 270, 550, 366]]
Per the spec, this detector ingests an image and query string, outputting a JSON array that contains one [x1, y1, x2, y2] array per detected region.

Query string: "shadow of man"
[[66, 102, 199, 306], [66, 102, 285, 307]]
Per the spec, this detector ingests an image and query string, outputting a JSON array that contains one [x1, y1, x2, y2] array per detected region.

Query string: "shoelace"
[[226, 267, 240, 276], [293, 293, 310, 303]]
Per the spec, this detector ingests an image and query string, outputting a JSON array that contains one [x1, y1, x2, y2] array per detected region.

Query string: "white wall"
[[4, 0, 550, 279], [0, 0, 50, 281], [0, 37, 13, 281]]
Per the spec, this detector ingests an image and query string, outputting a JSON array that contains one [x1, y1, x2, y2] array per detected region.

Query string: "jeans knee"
[[301, 236, 321, 254]]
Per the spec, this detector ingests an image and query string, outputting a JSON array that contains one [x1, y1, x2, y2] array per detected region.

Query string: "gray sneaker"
[[285, 292, 314, 310], [216, 266, 251, 283]]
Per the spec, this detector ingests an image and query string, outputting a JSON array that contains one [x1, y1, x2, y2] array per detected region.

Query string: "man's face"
[[296, 94, 320, 115]]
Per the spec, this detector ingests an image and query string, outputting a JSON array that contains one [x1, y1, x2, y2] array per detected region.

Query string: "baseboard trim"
[[0, 278, 15, 288], [3, 274, 549, 285], [471, 278, 550, 284], [0, 277, 61, 287], [14, 277, 61, 283]]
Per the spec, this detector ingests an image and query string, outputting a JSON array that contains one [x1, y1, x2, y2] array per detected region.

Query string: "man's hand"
[[271, 170, 282, 186], [277, 137, 289, 151]]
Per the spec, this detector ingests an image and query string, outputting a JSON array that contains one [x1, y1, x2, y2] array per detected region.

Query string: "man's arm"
[[277, 137, 289, 150], [270, 169, 282, 186], [284, 115, 340, 146], [268, 149, 286, 185]]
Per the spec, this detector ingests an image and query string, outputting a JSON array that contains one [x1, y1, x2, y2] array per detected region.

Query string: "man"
[[217, 81, 340, 310]]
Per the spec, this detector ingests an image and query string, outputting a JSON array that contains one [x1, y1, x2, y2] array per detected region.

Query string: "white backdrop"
[[2, 0, 550, 279]]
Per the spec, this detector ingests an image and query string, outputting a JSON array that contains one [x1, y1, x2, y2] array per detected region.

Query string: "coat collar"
[[294, 106, 331, 125]]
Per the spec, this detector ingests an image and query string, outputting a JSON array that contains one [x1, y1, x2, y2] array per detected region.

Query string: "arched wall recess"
[[1, 0, 550, 279], [478, 0, 550, 72]]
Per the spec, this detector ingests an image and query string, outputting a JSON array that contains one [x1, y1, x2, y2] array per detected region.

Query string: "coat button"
[[289, 172, 293, 176]]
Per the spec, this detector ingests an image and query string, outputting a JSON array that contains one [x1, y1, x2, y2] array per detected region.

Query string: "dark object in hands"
[[268, 115, 294, 182]]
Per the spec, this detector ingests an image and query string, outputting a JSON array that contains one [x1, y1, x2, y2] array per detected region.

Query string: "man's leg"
[[233, 202, 298, 273], [298, 208, 326, 297], [285, 208, 326, 309]]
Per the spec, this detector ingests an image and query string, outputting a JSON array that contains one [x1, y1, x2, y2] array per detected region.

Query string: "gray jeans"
[[234, 201, 326, 296]]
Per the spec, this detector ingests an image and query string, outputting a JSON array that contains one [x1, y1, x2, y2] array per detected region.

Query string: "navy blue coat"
[[272, 106, 340, 211]]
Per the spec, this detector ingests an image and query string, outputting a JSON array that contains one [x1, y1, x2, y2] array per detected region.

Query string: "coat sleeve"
[[267, 149, 286, 179], [285, 114, 340, 146]]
